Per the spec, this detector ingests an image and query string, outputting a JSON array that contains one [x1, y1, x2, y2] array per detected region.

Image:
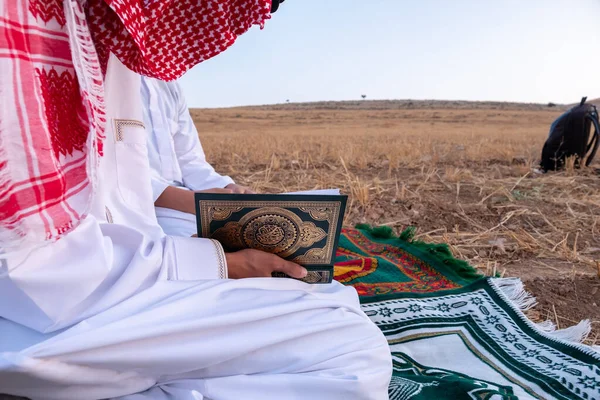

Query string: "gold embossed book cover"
[[195, 192, 347, 284]]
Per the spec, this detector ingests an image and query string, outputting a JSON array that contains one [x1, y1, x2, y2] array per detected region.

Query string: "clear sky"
[[179, 0, 600, 108]]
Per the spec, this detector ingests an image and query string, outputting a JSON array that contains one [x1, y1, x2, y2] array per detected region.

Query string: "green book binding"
[[195, 193, 347, 284]]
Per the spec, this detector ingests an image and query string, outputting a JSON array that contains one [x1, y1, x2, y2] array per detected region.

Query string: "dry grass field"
[[191, 99, 600, 343]]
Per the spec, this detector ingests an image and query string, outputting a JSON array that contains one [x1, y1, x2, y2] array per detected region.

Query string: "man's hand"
[[225, 249, 307, 279], [196, 188, 234, 194], [156, 186, 236, 215], [155, 185, 254, 216], [225, 183, 255, 194]]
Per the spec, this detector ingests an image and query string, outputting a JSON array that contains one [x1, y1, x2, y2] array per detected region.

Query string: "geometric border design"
[[362, 279, 600, 400]]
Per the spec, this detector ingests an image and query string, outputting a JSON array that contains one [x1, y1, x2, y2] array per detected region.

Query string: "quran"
[[195, 190, 347, 284]]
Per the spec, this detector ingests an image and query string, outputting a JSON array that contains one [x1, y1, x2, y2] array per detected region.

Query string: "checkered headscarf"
[[0, 0, 272, 250]]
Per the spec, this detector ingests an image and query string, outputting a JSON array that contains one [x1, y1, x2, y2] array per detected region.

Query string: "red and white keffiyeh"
[[87, 0, 272, 80], [0, 0, 272, 251]]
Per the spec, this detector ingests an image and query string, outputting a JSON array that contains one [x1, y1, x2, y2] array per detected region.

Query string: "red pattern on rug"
[[334, 253, 378, 283], [335, 229, 462, 297]]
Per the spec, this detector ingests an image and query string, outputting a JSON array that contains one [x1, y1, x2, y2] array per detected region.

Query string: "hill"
[[210, 99, 569, 112]]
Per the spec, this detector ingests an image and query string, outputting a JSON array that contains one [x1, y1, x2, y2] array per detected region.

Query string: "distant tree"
[[286, 99, 290, 103], [547, 102, 557, 107], [361, 94, 367, 100]]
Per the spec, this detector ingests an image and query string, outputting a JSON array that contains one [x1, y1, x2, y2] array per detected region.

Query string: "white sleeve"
[[142, 84, 172, 202], [0, 217, 227, 334], [172, 83, 234, 191], [150, 165, 171, 202]]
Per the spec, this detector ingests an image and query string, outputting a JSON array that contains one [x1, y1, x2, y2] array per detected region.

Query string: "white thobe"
[[142, 77, 233, 237], [0, 56, 392, 400]]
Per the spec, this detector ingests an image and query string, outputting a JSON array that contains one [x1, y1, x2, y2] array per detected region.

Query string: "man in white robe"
[[0, 34, 392, 400], [142, 77, 251, 238]]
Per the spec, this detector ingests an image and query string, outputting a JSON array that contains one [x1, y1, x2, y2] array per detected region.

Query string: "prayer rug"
[[334, 226, 600, 400]]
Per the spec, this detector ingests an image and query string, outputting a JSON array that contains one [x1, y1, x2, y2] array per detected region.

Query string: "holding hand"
[[156, 186, 245, 215], [196, 184, 254, 195], [225, 183, 255, 194], [225, 249, 307, 280], [196, 187, 234, 194]]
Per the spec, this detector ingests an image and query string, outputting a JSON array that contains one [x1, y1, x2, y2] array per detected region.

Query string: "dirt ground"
[[191, 99, 600, 343]]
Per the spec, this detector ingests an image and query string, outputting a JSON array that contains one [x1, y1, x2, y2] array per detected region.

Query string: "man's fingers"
[[225, 184, 256, 194], [197, 188, 234, 194], [232, 186, 251, 194], [273, 260, 307, 279]]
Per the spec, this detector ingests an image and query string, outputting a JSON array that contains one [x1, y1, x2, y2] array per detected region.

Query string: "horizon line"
[[189, 97, 599, 110]]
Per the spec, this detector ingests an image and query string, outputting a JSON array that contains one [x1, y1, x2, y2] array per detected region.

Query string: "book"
[[195, 191, 347, 284]]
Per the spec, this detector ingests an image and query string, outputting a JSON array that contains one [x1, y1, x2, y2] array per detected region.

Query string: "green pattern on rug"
[[335, 227, 600, 400]]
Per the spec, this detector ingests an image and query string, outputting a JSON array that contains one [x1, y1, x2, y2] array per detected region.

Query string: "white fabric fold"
[[169, 236, 227, 280], [155, 206, 198, 237], [1, 279, 391, 400]]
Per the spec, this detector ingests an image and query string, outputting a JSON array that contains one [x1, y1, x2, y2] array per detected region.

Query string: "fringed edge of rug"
[[355, 224, 481, 280], [491, 277, 599, 355], [355, 224, 599, 354]]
